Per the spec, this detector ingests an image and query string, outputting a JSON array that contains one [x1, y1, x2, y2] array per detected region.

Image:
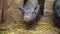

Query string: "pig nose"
[[24, 16, 31, 22]]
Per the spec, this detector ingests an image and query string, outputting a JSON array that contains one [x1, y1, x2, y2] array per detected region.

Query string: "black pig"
[[19, 0, 40, 22], [23, 2, 40, 22], [53, 0, 60, 28], [54, 0, 60, 17], [18, 0, 41, 30], [18, 0, 40, 22]]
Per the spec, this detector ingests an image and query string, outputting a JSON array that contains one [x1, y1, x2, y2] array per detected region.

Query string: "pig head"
[[17, 0, 40, 22], [23, 1, 40, 22]]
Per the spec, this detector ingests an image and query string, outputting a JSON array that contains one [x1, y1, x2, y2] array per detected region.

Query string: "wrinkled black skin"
[[22, 0, 45, 30], [23, 0, 40, 30], [25, 7, 41, 30], [53, 0, 60, 29], [18, 0, 45, 30]]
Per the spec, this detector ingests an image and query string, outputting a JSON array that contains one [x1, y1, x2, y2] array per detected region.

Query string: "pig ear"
[[18, 7, 23, 10], [18, 7, 25, 14], [35, 5, 40, 13]]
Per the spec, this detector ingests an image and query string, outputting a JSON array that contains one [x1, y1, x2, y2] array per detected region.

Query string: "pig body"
[[23, 0, 40, 22], [18, 0, 41, 30], [54, 0, 60, 17], [53, 0, 60, 28]]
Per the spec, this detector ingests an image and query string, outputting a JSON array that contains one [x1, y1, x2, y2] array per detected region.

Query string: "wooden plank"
[[0, 0, 2, 22], [44, 0, 55, 16]]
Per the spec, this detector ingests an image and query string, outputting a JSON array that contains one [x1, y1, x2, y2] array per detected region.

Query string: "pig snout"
[[24, 16, 31, 22], [24, 14, 36, 22]]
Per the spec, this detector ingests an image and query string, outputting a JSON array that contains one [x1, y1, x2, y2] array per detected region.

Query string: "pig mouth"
[[23, 15, 35, 22]]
